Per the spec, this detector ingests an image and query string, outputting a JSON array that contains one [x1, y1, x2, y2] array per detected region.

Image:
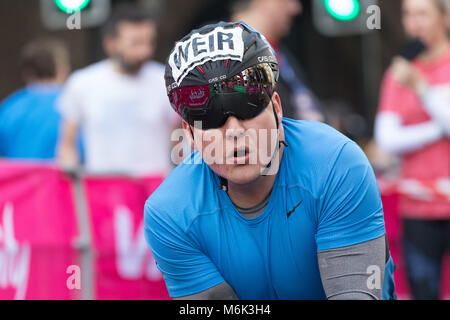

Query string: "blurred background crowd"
[[0, 0, 448, 300]]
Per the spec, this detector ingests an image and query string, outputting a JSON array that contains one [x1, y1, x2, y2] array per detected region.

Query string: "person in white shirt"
[[57, 5, 178, 176]]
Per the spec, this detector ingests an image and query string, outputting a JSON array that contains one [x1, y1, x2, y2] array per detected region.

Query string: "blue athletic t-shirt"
[[144, 118, 394, 299], [0, 84, 62, 159], [0, 84, 84, 161]]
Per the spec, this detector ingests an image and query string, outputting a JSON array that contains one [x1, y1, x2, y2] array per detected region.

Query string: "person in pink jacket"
[[375, 0, 450, 300]]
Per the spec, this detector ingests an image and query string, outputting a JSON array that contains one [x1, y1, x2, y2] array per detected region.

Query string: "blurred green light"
[[324, 0, 361, 21], [54, 0, 91, 13]]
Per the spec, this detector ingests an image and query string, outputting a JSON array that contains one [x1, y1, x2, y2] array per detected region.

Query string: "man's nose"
[[133, 42, 152, 58], [223, 116, 245, 138]]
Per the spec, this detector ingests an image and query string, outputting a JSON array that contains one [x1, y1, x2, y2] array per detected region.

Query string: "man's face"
[[183, 92, 283, 185], [261, 0, 303, 40], [106, 21, 156, 74], [402, 0, 448, 47]]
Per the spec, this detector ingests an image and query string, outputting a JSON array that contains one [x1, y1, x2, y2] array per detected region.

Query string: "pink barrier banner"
[[83, 176, 170, 300], [0, 161, 80, 300], [0, 161, 447, 300]]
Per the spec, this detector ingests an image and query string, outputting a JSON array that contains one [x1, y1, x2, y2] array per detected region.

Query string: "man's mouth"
[[230, 147, 250, 164]]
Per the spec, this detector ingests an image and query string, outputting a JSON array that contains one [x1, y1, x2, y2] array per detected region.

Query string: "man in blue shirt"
[[144, 22, 396, 300], [0, 38, 72, 160]]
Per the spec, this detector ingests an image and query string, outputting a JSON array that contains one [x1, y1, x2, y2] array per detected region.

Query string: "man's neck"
[[27, 78, 63, 86], [227, 174, 277, 209], [110, 58, 141, 76]]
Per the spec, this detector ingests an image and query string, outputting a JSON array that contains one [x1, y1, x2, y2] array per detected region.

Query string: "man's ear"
[[102, 35, 116, 57], [272, 91, 283, 125], [182, 120, 195, 150], [445, 12, 450, 31]]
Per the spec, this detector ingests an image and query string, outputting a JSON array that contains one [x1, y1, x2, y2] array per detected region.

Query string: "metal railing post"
[[68, 167, 94, 300]]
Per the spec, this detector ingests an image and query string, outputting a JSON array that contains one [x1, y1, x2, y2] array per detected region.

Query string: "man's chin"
[[121, 62, 145, 74], [114, 56, 146, 75], [222, 164, 265, 185]]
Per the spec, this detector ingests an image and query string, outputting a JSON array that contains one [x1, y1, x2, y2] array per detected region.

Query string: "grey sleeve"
[[317, 236, 386, 300], [173, 281, 238, 300]]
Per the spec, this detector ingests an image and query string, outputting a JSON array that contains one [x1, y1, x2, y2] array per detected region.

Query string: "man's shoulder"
[[144, 152, 220, 232], [66, 60, 111, 85], [141, 61, 166, 89], [0, 88, 29, 112], [283, 118, 351, 159], [282, 119, 358, 194], [142, 61, 165, 74]]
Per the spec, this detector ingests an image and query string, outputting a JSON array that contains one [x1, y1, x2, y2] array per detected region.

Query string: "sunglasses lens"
[[169, 63, 276, 129], [170, 85, 211, 115]]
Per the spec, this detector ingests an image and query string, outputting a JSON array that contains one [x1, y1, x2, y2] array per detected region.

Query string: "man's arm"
[[173, 281, 238, 300], [318, 236, 386, 300], [316, 140, 395, 299], [145, 203, 230, 299], [57, 119, 80, 167]]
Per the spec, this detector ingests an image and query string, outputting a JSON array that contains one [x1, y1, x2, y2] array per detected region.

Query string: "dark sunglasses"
[[169, 63, 277, 130]]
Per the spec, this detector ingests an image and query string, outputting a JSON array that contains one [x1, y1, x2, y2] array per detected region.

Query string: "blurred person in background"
[[324, 99, 369, 142], [375, 0, 450, 300], [230, 0, 325, 121], [0, 38, 71, 160], [57, 4, 176, 176]]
